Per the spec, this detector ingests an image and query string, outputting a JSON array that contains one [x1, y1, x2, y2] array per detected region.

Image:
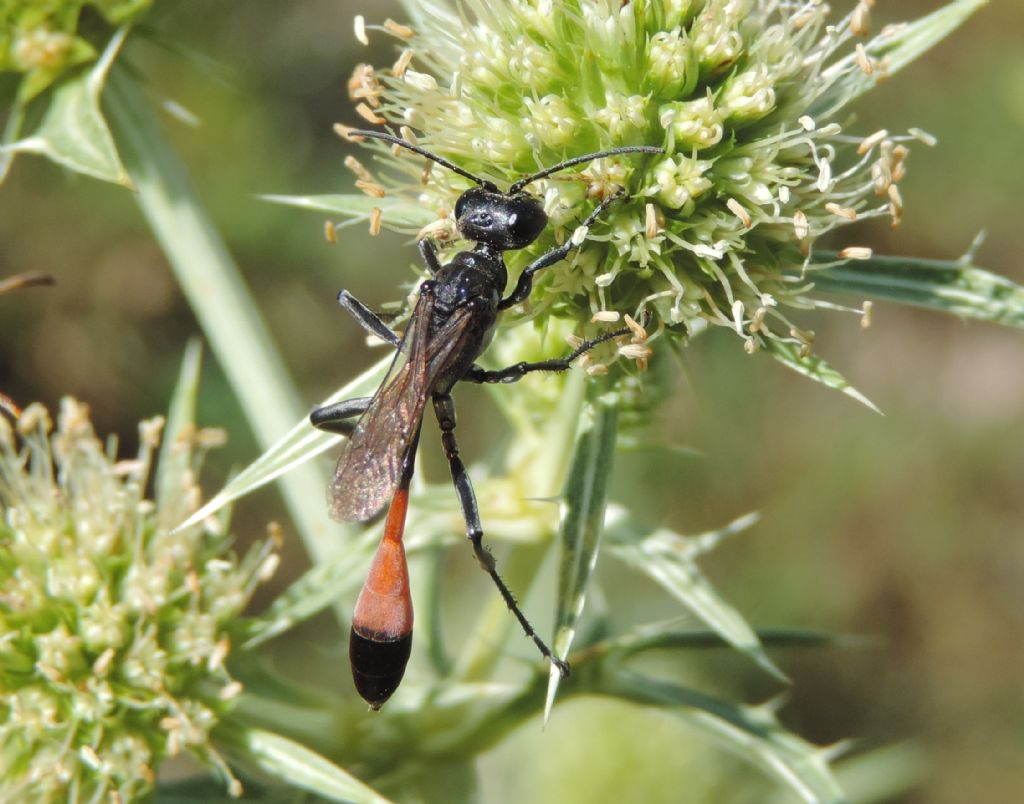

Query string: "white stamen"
[[731, 300, 745, 335], [354, 15, 368, 46], [825, 202, 857, 221], [858, 129, 888, 155], [645, 203, 658, 239], [618, 343, 652, 360], [404, 70, 438, 92], [383, 19, 414, 40], [908, 127, 937, 147], [355, 103, 385, 125], [793, 210, 810, 239], [726, 198, 752, 228], [219, 681, 244, 701], [392, 49, 414, 78], [624, 313, 647, 341], [839, 246, 873, 260], [854, 43, 873, 75], [861, 300, 874, 329]]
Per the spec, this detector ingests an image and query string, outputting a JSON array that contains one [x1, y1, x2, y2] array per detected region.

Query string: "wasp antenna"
[[509, 145, 664, 193], [346, 129, 492, 189]]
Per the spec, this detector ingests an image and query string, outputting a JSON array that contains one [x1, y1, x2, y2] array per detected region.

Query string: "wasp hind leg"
[[310, 396, 372, 435], [431, 393, 570, 677]]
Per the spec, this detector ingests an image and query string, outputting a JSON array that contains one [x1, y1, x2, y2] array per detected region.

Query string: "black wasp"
[[311, 129, 661, 708]]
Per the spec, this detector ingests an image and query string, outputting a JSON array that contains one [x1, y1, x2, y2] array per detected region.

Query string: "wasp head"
[[454, 188, 548, 251]]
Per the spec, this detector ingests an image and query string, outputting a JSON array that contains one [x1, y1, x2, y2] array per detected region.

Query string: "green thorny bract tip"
[[0, 400, 279, 801], [340, 0, 943, 379]]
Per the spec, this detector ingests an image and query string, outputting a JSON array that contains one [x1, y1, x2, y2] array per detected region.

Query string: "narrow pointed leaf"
[[597, 622, 842, 659], [239, 528, 378, 648], [803, 253, 1024, 328], [0, 103, 26, 183], [546, 396, 618, 718], [608, 672, 847, 804], [262, 193, 436, 228], [815, 0, 987, 116], [175, 355, 390, 533], [105, 64, 346, 565], [155, 340, 202, 525], [3, 28, 131, 187], [763, 339, 880, 413], [607, 514, 787, 682], [219, 725, 392, 804]]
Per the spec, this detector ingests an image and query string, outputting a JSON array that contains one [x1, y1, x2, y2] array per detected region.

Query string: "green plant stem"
[[104, 65, 337, 564]]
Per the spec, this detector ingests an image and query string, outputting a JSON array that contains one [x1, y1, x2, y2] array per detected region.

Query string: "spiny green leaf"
[[606, 512, 788, 682], [218, 724, 392, 804], [594, 621, 842, 659], [0, 103, 26, 183], [174, 354, 390, 534], [239, 528, 379, 649], [155, 339, 202, 527], [815, 0, 988, 117], [804, 253, 1024, 328], [262, 193, 437, 229], [763, 339, 880, 413], [606, 671, 848, 804], [546, 395, 618, 719], [105, 64, 344, 565], [2, 27, 130, 186]]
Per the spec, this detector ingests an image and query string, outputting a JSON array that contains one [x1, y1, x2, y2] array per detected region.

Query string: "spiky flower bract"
[[341, 0, 928, 381], [0, 399, 278, 801]]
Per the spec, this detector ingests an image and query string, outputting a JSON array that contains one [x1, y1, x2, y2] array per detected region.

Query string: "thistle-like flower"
[[0, 399, 278, 801], [337, 0, 946, 381]]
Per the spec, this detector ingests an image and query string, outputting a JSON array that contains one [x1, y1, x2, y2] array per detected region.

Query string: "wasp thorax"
[[455, 187, 548, 251]]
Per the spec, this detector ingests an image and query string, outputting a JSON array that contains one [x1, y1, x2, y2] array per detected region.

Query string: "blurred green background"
[[1, 1, 1021, 801]]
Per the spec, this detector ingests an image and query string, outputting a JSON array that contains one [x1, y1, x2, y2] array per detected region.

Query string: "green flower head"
[[339, 0, 931, 376], [0, 400, 278, 801]]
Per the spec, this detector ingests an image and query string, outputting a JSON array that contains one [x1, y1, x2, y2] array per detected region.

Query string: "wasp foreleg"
[[498, 189, 624, 310], [337, 290, 402, 347]]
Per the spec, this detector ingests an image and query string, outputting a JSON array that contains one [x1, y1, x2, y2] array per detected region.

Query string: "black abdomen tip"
[[349, 627, 413, 709]]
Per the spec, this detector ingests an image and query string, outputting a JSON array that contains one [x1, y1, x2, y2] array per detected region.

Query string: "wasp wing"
[[327, 291, 479, 522]]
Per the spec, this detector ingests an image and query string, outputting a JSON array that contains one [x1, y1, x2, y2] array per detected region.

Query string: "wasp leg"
[[418, 238, 443, 275], [498, 189, 624, 310], [309, 396, 372, 435], [431, 393, 570, 677], [465, 326, 629, 384], [338, 290, 402, 347]]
